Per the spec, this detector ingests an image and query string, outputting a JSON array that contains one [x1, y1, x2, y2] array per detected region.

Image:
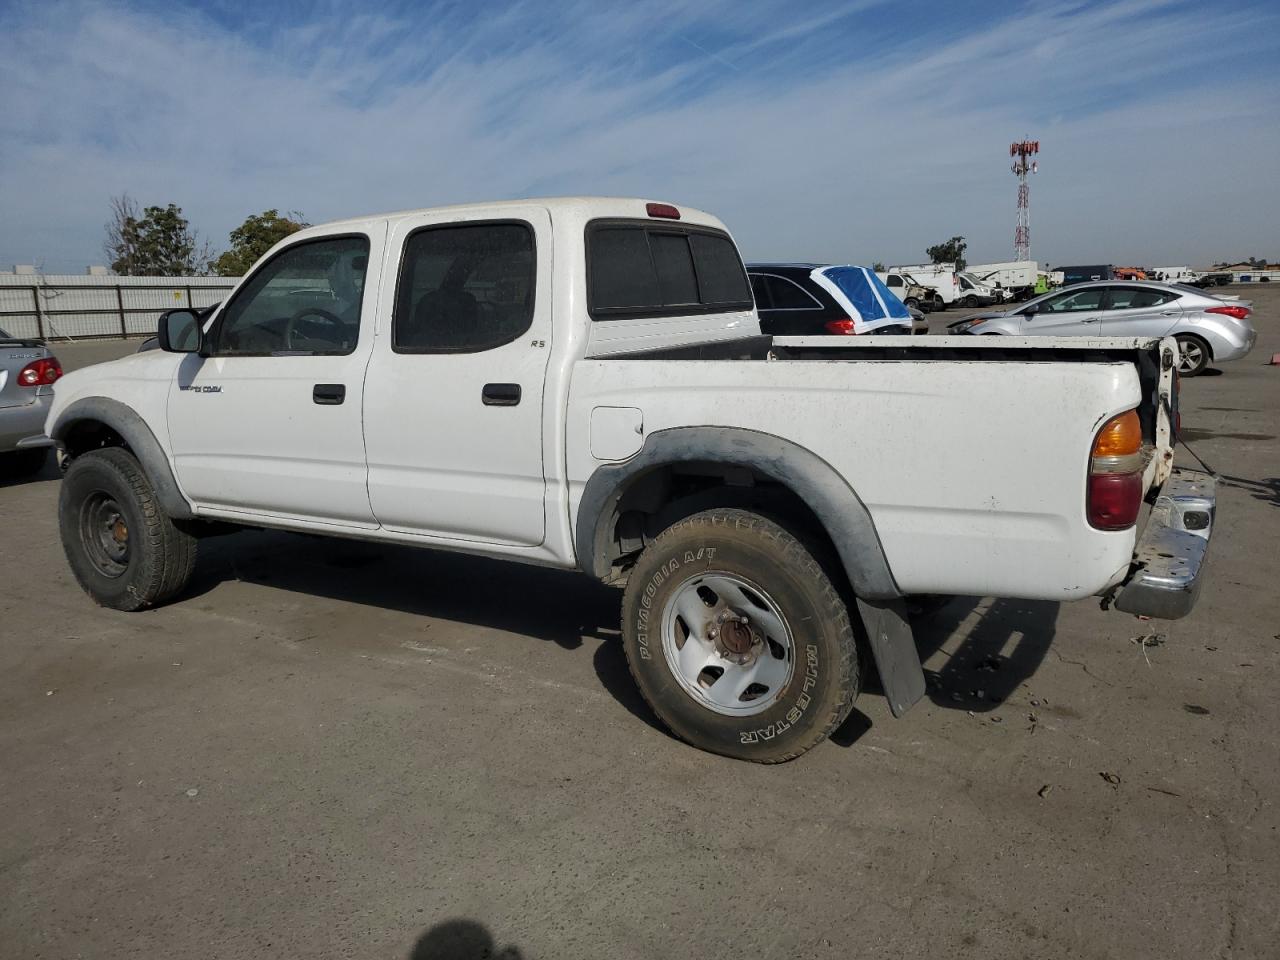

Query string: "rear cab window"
[[586, 220, 752, 319]]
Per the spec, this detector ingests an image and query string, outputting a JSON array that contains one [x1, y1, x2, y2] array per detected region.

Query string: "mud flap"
[[855, 597, 926, 718]]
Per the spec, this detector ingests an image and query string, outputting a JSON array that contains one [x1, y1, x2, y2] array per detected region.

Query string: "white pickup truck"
[[46, 198, 1216, 762]]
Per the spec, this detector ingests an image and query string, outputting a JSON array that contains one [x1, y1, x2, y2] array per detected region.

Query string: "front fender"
[[50, 396, 194, 520]]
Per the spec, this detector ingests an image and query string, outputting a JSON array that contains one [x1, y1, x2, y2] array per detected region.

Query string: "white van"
[[887, 263, 960, 307]]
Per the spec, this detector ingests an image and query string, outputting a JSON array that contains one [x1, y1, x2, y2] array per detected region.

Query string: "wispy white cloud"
[[0, 0, 1276, 272]]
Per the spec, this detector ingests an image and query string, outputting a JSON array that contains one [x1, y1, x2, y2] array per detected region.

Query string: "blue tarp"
[[818, 266, 911, 325]]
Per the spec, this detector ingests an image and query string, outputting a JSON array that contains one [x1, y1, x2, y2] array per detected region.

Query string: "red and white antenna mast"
[[1010, 139, 1039, 261]]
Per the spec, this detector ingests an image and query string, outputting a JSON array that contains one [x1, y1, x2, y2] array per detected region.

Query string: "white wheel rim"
[[660, 572, 795, 716]]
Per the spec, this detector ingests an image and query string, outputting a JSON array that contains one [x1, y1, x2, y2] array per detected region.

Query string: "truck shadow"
[[831, 597, 1060, 747], [910, 596, 1061, 712], [188, 529, 669, 733], [185, 533, 1060, 736]]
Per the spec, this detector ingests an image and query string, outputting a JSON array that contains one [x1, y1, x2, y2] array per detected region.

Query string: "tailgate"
[[769, 333, 1178, 495]]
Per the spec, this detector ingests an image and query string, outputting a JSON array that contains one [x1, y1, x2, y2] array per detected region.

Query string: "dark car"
[[747, 263, 919, 336]]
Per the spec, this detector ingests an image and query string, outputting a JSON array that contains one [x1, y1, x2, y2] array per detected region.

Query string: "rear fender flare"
[[575, 426, 901, 600]]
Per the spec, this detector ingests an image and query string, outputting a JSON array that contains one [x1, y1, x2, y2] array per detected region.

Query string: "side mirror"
[[157, 309, 202, 353], [1021, 301, 1040, 316]]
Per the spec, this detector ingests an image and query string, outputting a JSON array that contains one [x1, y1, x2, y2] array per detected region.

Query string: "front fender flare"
[[51, 396, 194, 520]]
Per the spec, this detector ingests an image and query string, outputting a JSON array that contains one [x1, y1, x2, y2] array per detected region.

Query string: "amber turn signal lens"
[[1093, 410, 1142, 458]]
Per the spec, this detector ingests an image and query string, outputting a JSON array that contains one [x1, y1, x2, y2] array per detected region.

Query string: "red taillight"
[[17, 357, 62, 387], [1205, 304, 1250, 320], [1087, 473, 1143, 530], [1088, 409, 1144, 530], [645, 202, 681, 220], [824, 318, 857, 335]]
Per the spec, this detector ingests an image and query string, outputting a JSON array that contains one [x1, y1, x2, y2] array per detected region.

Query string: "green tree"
[[926, 236, 967, 271], [872, 261, 886, 272], [105, 195, 204, 276], [212, 209, 310, 276]]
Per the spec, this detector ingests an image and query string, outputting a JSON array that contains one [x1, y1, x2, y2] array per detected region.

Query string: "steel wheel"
[[78, 491, 130, 578], [1175, 334, 1209, 376], [660, 571, 795, 716]]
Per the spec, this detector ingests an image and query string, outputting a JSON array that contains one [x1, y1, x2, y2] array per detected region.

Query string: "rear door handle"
[[313, 383, 345, 405], [482, 383, 522, 406]]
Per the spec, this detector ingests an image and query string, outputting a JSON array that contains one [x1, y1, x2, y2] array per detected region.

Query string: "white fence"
[[0, 275, 239, 341]]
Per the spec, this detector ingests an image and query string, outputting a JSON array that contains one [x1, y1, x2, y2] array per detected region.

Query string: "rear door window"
[[1104, 286, 1179, 310], [587, 221, 752, 319], [393, 221, 535, 353]]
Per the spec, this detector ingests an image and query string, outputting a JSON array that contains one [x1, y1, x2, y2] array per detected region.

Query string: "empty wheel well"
[[60, 419, 130, 461], [602, 462, 843, 585]]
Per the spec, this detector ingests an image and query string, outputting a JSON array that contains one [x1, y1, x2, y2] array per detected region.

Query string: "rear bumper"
[[1113, 469, 1215, 620], [0, 391, 54, 452], [1214, 324, 1257, 363]]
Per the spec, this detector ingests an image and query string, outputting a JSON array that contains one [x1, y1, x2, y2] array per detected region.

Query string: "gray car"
[[946, 280, 1257, 376], [1, 327, 60, 478]]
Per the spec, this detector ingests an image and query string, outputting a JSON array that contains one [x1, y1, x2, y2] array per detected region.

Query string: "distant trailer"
[[1058, 264, 1114, 285]]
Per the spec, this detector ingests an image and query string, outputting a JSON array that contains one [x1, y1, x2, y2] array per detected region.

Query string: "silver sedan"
[[1, 326, 60, 478], [947, 280, 1257, 375]]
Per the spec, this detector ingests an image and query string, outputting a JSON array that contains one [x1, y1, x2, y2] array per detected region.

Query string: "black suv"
[[748, 263, 923, 336]]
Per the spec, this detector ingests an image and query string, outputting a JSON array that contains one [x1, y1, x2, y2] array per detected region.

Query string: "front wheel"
[[1175, 334, 1210, 377], [621, 509, 860, 763], [904, 297, 920, 310], [58, 447, 197, 611]]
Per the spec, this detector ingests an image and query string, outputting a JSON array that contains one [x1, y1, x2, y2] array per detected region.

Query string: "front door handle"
[[1081, 317, 1101, 323], [313, 383, 346, 405], [482, 383, 522, 406]]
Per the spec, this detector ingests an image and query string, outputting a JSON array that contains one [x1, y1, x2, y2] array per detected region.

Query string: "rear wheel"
[[1175, 334, 1210, 377], [621, 509, 860, 763], [0, 447, 48, 479], [933, 295, 945, 311], [58, 447, 197, 611]]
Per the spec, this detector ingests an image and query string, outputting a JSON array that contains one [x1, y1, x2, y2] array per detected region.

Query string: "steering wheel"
[[284, 307, 346, 352]]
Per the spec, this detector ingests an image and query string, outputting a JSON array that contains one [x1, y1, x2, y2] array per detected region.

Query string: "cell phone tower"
[[1010, 139, 1039, 261]]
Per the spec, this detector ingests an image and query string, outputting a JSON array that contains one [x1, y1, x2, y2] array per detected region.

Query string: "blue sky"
[[1, 0, 1277, 273]]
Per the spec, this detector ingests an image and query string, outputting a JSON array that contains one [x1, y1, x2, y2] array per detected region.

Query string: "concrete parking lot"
[[2, 289, 1277, 959]]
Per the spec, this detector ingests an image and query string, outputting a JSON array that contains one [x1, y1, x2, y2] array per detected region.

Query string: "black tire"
[[904, 297, 920, 310], [621, 509, 860, 763], [58, 447, 197, 611], [1174, 334, 1210, 377], [932, 296, 945, 311], [0, 447, 48, 479], [963, 295, 978, 308]]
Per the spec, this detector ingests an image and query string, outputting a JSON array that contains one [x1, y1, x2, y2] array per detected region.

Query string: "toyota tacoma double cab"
[[46, 198, 1216, 762]]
